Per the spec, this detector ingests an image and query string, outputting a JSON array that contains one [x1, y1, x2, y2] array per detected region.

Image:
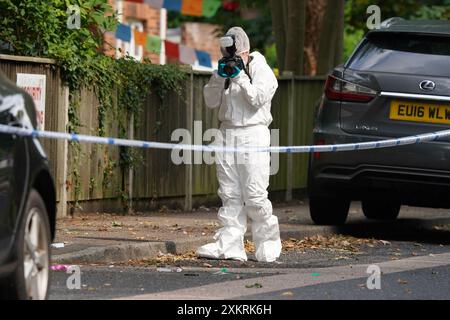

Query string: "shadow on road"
[[335, 217, 450, 245]]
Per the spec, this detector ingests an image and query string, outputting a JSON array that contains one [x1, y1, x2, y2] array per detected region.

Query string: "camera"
[[218, 35, 245, 79]]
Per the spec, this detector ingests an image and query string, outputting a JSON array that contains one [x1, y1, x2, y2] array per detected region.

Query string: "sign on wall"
[[16, 73, 46, 130]]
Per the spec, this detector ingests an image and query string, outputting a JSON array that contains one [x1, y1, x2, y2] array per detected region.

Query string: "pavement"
[[50, 230, 450, 300], [51, 200, 450, 265]]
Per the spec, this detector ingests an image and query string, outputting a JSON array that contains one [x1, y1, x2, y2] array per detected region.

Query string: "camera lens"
[[223, 65, 233, 74]]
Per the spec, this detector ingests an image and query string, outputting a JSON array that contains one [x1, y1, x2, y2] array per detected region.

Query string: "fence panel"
[[0, 55, 63, 201], [1, 55, 326, 212]]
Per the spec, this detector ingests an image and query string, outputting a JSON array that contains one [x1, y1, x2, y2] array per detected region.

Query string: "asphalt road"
[[49, 205, 450, 300]]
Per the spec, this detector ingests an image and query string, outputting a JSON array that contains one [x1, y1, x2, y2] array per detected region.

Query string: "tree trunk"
[[304, 0, 327, 75], [284, 0, 306, 75], [333, 1, 344, 68], [271, 0, 342, 76], [317, 0, 345, 75], [269, 0, 286, 72]]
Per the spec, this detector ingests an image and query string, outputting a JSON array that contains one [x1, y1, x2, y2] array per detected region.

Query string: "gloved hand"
[[218, 56, 245, 78]]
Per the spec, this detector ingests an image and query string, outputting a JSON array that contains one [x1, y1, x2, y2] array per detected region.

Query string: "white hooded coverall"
[[197, 51, 281, 262]]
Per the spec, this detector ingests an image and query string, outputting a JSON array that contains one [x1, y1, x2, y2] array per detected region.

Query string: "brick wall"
[[104, 0, 161, 63], [182, 22, 222, 64], [103, 3, 222, 67]]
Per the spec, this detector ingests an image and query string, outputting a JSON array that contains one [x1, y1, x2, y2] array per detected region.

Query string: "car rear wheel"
[[309, 196, 350, 225], [0, 189, 51, 300], [362, 195, 401, 221]]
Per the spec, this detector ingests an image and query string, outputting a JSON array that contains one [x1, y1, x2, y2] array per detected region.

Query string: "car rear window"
[[347, 32, 450, 77]]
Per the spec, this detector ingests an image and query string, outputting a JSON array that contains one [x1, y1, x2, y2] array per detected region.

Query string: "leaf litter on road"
[[247, 235, 382, 255], [245, 283, 263, 289]]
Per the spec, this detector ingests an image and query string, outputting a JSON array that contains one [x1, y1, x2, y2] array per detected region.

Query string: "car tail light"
[[325, 75, 377, 102], [314, 139, 326, 159]]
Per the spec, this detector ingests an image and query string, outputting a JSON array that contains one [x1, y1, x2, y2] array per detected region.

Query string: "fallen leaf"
[[111, 221, 122, 227], [244, 240, 255, 253], [281, 291, 294, 296], [245, 283, 263, 289]]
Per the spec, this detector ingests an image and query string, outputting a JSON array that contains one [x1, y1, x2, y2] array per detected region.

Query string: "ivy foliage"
[[0, 0, 186, 121], [113, 58, 187, 170], [0, 0, 117, 90], [344, 0, 450, 61], [0, 0, 187, 206]]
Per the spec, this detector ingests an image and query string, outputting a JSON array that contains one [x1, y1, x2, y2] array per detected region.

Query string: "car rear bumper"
[[309, 129, 450, 208]]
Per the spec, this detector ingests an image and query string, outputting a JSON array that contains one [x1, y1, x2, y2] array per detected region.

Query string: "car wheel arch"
[[31, 170, 56, 240]]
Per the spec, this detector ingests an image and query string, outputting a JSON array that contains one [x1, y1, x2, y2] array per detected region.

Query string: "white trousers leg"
[[197, 125, 281, 262], [239, 126, 281, 262], [197, 130, 247, 261]]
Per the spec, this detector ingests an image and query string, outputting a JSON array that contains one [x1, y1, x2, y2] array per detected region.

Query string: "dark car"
[[0, 71, 56, 299], [308, 19, 450, 225]]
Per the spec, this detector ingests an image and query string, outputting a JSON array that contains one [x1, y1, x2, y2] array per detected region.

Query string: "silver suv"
[[308, 19, 450, 225]]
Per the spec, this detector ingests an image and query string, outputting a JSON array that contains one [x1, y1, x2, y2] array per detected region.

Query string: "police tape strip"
[[1, 124, 450, 153]]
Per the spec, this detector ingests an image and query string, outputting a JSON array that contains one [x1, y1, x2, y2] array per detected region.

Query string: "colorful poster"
[[165, 40, 180, 59], [163, 0, 182, 11], [179, 45, 197, 64], [181, 0, 203, 16], [196, 50, 212, 68], [145, 0, 164, 8], [202, 0, 221, 17], [116, 23, 132, 42], [146, 35, 162, 53], [16, 73, 46, 130]]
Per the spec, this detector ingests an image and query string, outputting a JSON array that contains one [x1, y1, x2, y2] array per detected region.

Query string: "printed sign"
[[16, 73, 46, 130]]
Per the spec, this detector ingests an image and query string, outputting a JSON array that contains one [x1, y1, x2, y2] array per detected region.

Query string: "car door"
[[0, 83, 29, 262]]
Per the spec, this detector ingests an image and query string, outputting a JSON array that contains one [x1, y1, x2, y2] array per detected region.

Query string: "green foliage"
[[264, 43, 278, 70], [69, 140, 83, 209], [113, 57, 186, 170], [344, 0, 450, 62], [102, 157, 116, 190], [343, 26, 364, 62], [345, 0, 450, 30], [0, 0, 118, 90], [0, 1, 187, 209]]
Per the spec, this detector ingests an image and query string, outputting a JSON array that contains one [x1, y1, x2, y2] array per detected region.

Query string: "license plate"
[[390, 100, 450, 125]]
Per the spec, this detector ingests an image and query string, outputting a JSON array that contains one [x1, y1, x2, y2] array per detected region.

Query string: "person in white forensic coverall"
[[196, 27, 281, 262]]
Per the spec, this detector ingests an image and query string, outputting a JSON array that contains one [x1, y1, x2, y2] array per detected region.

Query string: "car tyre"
[[309, 196, 350, 225], [362, 196, 401, 221], [0, 189, 51, 300]]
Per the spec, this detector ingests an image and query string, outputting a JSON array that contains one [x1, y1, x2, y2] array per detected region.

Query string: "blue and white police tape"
[[1, 124, 450, 153]]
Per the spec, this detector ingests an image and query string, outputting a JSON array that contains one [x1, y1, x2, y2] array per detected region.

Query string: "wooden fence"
[[0, 55, 326, 216]]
